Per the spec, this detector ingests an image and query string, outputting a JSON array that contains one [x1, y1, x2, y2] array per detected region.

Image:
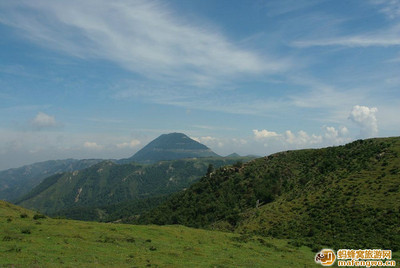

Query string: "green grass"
[[0, 201, 319, 267]]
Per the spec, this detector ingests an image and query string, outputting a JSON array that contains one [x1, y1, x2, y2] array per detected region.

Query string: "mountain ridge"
[[0, 159, 103, 201]]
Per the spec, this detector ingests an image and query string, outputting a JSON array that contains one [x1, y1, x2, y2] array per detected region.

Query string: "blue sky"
[[1, 0, 399, 170]]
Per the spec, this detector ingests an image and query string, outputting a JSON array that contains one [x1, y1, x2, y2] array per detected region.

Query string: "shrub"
[[20, 213, 28, 218], [3, 235, 12, 241], [21, 228, 31, 234], [126, 237, 135, 243], [33, 214, 46, 220]]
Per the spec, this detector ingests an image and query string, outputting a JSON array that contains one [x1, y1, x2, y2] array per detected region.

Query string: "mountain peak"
[[127, 133, 219, 163]]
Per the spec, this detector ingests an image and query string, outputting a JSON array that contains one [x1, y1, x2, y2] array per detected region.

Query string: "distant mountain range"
[[11, 133, 254, 219], [0, 133, 222, 202], [15, 157, 254, 218], [122, 133, 220, 164]]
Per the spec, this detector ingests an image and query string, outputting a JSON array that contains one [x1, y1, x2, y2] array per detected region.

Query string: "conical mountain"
[[127, 133, 220, 163]]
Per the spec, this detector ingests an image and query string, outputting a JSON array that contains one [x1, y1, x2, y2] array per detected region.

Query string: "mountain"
[[15, 157, 254, 217], [124, 133, 220, 164], [137, 137, 400, 251], [0, 159, 103, 201]]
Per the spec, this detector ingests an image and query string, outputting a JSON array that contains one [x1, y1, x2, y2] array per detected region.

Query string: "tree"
[[207, 164, 214, 176]]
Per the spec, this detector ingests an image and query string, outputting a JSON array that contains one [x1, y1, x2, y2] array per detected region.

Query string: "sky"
[[0, 0, 399, 170]]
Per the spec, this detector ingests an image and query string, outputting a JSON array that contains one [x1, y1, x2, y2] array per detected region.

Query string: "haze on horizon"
[[1, 0, 399, 170]]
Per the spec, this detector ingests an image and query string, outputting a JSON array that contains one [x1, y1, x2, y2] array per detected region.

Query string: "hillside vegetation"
[[0, 200, 319, 267], [16, 157, 253, 219], [0, 159, 102, 201], [138, 137, 400, 251]]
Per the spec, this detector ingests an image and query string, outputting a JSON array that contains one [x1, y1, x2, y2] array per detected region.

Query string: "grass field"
[[0, 201, 319, 267]]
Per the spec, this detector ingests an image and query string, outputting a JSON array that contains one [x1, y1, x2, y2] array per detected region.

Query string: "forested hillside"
[[0, 159, 103, 201], [137, 137, 400, 250], [16, 157, 253, 219]]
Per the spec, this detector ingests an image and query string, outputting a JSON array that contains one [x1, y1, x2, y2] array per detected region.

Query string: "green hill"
[[15, 157, 253, 218], [0, 200, 319, 267], [0, 159, 103, 201], [124, 133, 220, 164], [137, 137, 400, 251]]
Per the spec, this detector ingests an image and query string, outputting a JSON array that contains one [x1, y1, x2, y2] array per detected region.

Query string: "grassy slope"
[[0, 201, 319, 267], [138, 137, 400, 251]]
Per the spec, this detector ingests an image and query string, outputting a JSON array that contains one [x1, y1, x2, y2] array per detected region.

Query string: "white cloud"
[[0, 0, 288, 87], [339, 126, 349, 136], [83, 141, 103, 150], [255, 129, 323, 147], [324, 126, 338, 140], [254, 125, 352, 149], [348, 105, 378, 137], [191, 136, 248, 152], [191, 136, 221, 148], [232, 138, 248, 145], [285, 130, 322, 145], [116, 139, 141, 149], [371, 0, 400, 19], [293, 35, 400, 48], [31, 112, 57, 129], [323, 126, 350, 144], [253, 129, 280, 139]]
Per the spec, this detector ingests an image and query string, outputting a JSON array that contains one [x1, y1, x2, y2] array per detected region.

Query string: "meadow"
[[0, 201, 319, 267]]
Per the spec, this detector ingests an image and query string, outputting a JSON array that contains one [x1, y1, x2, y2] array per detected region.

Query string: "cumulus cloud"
[[254, 126, 350, 148], [323, 126, 349, 144], [348, 105, 378, 137], [284, 130, 322, 145], [31, 112, 57, 129], [116, 139, 141, 149], [254, 129, 323, 147], [253, 129, 280, 139], [192, 136, 224, 148], [83, 141, 103, 150]]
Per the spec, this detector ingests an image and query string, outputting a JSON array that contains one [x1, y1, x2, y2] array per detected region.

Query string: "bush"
[[20, 213, 28, 218], [21, 228, 31, 234], [33, 214, 46, 220]]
